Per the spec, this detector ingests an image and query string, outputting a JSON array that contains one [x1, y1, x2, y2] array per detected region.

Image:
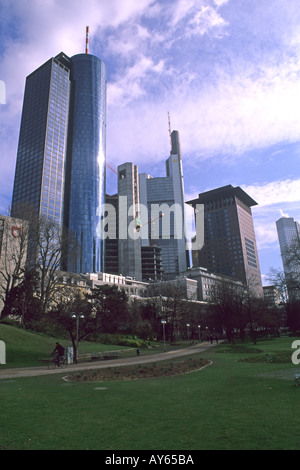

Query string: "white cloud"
[[242, 179, 300, 208], [108, 55, 167, 107], [279, 209, 290, 218], [241, 179, 300, 259], [186, 5, 228, 38], [167, 0, 229, 39]]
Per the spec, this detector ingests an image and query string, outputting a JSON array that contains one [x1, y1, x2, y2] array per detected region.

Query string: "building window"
[[119, 169, 126, 180]]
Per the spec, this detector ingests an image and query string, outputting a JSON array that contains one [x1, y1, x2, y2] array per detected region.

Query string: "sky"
[[1, 0, 300, 285]]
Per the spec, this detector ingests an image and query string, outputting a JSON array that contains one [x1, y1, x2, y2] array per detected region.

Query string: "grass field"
[[1, 324, 300, 450], [0, 323, 142, 368]]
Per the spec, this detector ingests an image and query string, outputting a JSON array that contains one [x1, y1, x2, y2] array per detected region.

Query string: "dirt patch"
[[65, 357, 211, 382]]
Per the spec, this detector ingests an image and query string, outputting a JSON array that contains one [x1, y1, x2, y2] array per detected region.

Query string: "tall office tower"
[[11, 47, 106, 274], [118, 163, 142, 281], [187, 185, 263, 294], [104, 193, 119, 275], [64, 53, 106, 273], [276, 216, 300, 300], [139, 130, 188, 279], [11, 53, 71, 224]]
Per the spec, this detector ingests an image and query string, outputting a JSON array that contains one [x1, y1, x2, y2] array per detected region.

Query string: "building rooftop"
[[187, 184, 258, 208]]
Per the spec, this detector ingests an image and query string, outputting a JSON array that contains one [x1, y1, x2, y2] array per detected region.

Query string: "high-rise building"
[[276, 217, 300, 264], [117, 162, 142, 281], [11, 48, 106, 274], [187, 185, 263, 294], [276, 216, 300, 300], [139, 130, 188, 279]]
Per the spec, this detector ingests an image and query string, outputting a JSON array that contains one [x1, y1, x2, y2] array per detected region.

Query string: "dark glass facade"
[[11, 52, 106, 274], [11, 57, 70, 224]]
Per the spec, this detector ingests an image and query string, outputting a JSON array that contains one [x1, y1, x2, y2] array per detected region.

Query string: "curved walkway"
[[0, 341, 220, 380]]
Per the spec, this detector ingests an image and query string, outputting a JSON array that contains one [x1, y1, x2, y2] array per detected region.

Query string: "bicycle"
[[48, 355, 67, 370]]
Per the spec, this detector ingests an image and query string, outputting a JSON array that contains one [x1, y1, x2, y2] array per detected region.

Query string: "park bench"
[[294, 374, 300, 387], [102, 352, 119, 360]]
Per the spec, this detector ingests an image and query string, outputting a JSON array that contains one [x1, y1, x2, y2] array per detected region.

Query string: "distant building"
[[104, 193, 119, 276], [139, 130, 188, 279], [263, 285, 280, 307], [146, 277, 198, 301], [276, 216, 300, 301], [52, 271, 149, 306], [187, 185, 263, 295], [141, 245, 163, 282], [117, 162, 142, 281], [105, 129, 188, 281], [184, 266, 245, 302], [0, 215, 28, 315], [83, 272, 148, 299]]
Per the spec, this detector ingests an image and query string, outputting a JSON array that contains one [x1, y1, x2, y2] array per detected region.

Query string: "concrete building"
[[276, 216, 300, 301], [0, 215, 28, 315], [187, 185, 263, 296], [141, 245, 163, 282], [139, 130, 188, 279], [184, 266, 245, 302], [146, 277, 198, 301], [117, 163, 142, 281], [263, 285, 280, 307]]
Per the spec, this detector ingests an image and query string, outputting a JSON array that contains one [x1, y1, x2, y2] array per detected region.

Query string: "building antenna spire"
[[168, 111, 172, 152], [85, 26, 89, 54]]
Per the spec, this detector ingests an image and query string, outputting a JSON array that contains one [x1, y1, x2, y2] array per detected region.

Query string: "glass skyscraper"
[[139, 130, 188, 278], [276, 216, 300, 300], [11, 50, 106, 274]]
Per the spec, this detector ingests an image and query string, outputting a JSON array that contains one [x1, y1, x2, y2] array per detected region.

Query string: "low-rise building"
[[0, 215, 28, 315]]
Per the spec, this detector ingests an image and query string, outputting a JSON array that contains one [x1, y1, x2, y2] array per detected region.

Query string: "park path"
[[0, 341, 220, 380]]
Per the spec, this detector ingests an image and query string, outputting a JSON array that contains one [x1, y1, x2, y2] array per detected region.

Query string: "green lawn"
[[0, 323, 138, 368], [1, 328, 300, 450]]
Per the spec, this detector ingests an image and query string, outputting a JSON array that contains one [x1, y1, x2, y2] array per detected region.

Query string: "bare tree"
[[30, 216, 78, 316], [209, 279, 245, 343], [1, 201, 79, 319], [0, 217, 29, 315], [283, 241, 300, 300]]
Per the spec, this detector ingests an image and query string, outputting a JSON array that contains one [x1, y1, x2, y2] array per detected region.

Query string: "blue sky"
[[1, 0, 300, 284]]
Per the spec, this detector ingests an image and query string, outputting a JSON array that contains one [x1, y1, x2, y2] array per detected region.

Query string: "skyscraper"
[[11, 53, 71, 225], [276, 217, 300, 263], [11, 47, 106, 274], [118, 162, 142, 281], [276, 216, 300, 300], [139, 130, 188, 279], [188, 185, 263, 294]]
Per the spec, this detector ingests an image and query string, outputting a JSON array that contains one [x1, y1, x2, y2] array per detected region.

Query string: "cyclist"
[[51, 342, 65, 367]]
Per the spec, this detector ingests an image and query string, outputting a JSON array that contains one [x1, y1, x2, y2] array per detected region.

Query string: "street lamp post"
[[71, 312, 84, 363], [186, 323, 190, 341], [161, 320, 167, 352], [198, 325, 201, 342]]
